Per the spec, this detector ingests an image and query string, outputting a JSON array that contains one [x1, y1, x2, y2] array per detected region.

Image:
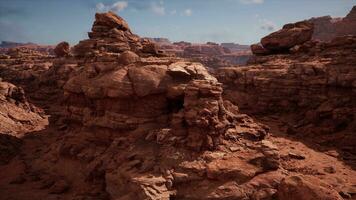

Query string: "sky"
[[0, 0, 355, 45]]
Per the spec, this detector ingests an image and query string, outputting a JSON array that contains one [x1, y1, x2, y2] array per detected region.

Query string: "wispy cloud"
[[260, 19, 277, 31], [96, 1, 128, 12], [150, 1, 165, 15], [97, 0, 167, 16], [183, 9, 193, 16], [240, 0, 264, 4]]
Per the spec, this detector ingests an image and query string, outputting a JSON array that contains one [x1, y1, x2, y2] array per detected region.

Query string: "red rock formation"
[[0, 41, 54, 55], [309, 6, 356, 41], [150, 39, 252, 68], [0, 11, 355, 200], [278, 175, 343, 200], [0, 80, 46, 137], [54, 42, 70, 57], [73, 11, 160, 58], [250, 6, 356, 56], [250, 43, 270, 55], [261, 21, 313, 51], [217, 34, 356, 178]]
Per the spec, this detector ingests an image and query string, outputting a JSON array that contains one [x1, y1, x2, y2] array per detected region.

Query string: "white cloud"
[[183, 9, 192, 16], [96, 1, 128, 13], [170, 10, 177, 15], [150, 1, 165, 15], [260, 19, 277, 31], [96, 3, 106, 11], [111, 1, 128, 12], [240, 0, 264, 4]]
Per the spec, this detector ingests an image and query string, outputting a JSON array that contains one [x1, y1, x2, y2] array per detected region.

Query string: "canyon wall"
[[216, 19, 356, 165]]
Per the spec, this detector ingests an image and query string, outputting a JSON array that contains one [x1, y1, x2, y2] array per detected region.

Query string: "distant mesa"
[[148, 38, 252, 67], [0, 41, 37, 49], [0, 41, 55, 56]]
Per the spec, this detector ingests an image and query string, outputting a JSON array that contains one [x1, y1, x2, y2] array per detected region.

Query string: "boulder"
[[128, 65, 168, 97], [94, 11, 130, 31], [118, 51, 140, 65], [251, 44, 271, 55], [277, 175, 343, 200], [54, 42, 70, 57], [261, 21, 313, 51]]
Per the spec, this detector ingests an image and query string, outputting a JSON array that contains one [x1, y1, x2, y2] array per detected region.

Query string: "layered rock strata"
[[217, 27, 356, 164], [0, 80, 46, 136]]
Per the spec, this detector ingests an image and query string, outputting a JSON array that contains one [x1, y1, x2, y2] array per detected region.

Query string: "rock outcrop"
[[54, 42, 70, 57], [0, 80, 46, 136], [73, 11, 159, 58], [278, 175, 343, 200], [251, 6, 356, 55], [151, 40, 252, 68], [0, 41, 54, 55], [261, 21, 314, 51], [64, 12, 267, 152], [217, 29, 356, 171], [309, 6, 356, 41], [251, 21, 314, 55]]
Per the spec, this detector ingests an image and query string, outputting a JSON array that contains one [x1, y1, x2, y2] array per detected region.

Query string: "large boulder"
[[54, 42, 70, 57], [94, 11, 130, 31], [278, 175, 343, 200], [250, 44, 271, 55], [261, 21, 314, 51]]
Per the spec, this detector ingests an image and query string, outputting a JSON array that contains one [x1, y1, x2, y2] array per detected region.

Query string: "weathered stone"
[[261, 21, 313, 51], [54, 42, 70, 57], [278, 176, 343, 200]]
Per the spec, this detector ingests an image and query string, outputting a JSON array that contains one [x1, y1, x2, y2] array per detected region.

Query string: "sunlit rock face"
[[217, 25, 356, 167]]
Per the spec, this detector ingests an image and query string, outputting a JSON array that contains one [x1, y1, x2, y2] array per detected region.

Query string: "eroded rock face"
[[54, 42, 70, 57], [217, 34, 356, 165], [0, 46, 54, 85], [63, 55, 268, 151], [0, 80, 46, 137], [57, 12, 279, 199], [278, 176, 343, 200], [73, 11, 159, 58], [150, 40, 252, 68], [250, 44, 270, 55], [261, 21, 314, 52]]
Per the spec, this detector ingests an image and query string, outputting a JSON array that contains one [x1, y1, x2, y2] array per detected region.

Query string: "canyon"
[[146, 38, 252, 68], [0, 6, 355, 200]]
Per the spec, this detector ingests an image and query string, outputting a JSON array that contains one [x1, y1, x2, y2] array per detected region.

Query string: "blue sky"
[[0, 0, 355, 45]]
